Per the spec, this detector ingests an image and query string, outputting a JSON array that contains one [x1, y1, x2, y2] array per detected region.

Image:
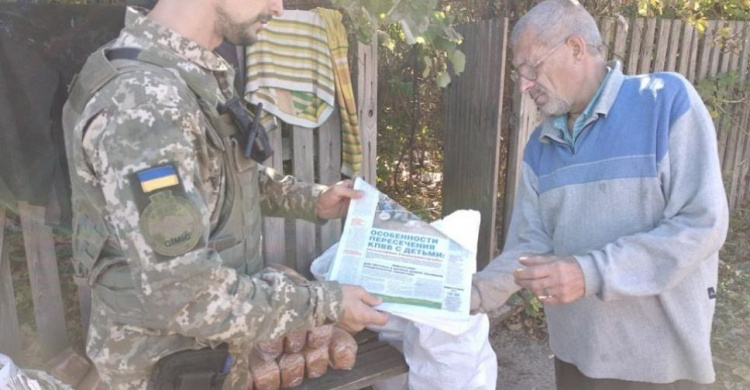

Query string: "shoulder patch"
[[131, 163, 203, 259]]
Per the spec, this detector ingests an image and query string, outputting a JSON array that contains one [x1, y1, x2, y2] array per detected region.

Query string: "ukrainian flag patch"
[[137, 165, 180, 193]]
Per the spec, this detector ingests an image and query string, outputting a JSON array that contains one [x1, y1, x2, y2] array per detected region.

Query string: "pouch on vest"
[[147, 344, 232, 390]]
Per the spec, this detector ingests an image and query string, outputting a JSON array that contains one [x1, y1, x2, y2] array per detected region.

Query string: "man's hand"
[[337, 285, 390, 332], [315, 180, 363, 220], [513, 255, 585, 305]]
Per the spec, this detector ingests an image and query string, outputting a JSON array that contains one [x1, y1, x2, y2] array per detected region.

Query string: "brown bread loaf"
[[278, 353, 305, 388], [302, 345, 329, 379], [306, 324, 333, 349], [283, 329, 307, 354], [254, 337, 284, 362], [329, 327, 358, 370], [249, 354, 280, 390]]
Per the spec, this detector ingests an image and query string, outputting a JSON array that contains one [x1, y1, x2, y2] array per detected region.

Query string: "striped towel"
[[244, 10, 362, 176], [316, 8, 362, 177]]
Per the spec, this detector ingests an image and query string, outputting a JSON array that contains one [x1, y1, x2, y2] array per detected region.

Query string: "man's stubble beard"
[[531, 85, 572, 117], [216, 6, 272, 46]]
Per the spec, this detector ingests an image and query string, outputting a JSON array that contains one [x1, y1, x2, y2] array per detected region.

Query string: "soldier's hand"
[[337, 285, 389, 332], [315, 180, 363, 220], [513, 255, 585, 305]]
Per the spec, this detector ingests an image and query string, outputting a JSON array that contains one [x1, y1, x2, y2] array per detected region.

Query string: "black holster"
[[147, 344, 232, 390]]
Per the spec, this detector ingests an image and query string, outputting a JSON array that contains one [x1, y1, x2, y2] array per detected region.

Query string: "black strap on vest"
[[106, 47, 273, 163]]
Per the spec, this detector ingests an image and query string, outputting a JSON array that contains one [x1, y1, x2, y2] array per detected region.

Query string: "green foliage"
[[332, 0, 465, 88], [695, 71, 748, 120]]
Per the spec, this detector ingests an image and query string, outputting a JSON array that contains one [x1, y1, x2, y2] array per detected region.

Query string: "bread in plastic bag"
[[329, 327, 358, 370], [253, 337, 284, 362], [248, 354, 280, 390], [302, 345, 329, 379], [283, 329, 307, 354], [306, 324, 333, 349], [277, 353, 304, 389]]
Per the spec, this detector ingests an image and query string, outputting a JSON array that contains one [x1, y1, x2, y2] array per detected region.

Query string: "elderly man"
[[470, 1, 728, 389], [62, 0, 388, 388]]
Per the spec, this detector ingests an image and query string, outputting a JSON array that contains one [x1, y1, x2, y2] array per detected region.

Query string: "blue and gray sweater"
[[473, 62, 729, 383]]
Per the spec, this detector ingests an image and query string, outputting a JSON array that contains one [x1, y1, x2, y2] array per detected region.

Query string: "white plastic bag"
[[0, 354, 72, 390]]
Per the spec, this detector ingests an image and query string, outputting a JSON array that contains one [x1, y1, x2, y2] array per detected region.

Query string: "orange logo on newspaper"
[[351, 217, 365, 227], [344, 249, 361, 256]]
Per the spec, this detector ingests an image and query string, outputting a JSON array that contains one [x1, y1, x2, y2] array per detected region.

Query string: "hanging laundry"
[[245, 9, 362, 177]]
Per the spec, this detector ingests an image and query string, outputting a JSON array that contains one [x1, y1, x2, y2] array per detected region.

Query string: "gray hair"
[[511, 0, 603, 54]]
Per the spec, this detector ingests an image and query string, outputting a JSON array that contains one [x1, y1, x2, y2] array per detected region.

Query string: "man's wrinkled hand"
[[513, 255, 585, 305], [315, 180, 363, 220], [337, 285, 389, 332]]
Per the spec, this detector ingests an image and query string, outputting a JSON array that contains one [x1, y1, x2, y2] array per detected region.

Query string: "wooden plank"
[[639, 18, 657, 74], [696, 22, 714, 82], [654, 19, 671, 72], [726, 99, 747, 209], [18, 201, 67, 360], [728, 21, 741, 72], [741, 22, 750, 82], [317, 112, 343, 251], [717, 101, 730, 164], [732, 98, 750, 206], [666, 19, 682, 72], [292, 127, 317, 277], [262, 126, 287, 266], [356, 41, 378, 185], [504, 91, 539, 243], [709, 21, 721, 78], [600, 17, 614, 59], [627, 18, 645, 75], [0, 207, 22, 358], [443, 18, 508, 268], [613, 16, 628, 63], [686, 24, 700, 82], [719, 22, 732, 74]]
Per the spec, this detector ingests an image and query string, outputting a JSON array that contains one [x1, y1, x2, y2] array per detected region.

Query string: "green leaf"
[[449, 49, 466, 75], [436, 71, 451, 88]]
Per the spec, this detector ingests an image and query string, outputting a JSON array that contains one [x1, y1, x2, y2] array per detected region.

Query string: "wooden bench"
[[0, 2, 405, 389]]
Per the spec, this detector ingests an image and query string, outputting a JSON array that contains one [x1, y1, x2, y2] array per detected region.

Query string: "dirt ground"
[[491, 322, 555, 390]]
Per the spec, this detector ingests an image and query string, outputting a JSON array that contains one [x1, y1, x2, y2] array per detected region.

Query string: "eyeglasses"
[[510, 38, 569, 83]]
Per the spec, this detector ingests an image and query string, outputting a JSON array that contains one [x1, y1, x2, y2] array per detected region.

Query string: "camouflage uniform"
[[62, 8, 343, 389]]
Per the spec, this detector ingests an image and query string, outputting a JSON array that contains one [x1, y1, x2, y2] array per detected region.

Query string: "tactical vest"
[[62, 45, 265, 288]]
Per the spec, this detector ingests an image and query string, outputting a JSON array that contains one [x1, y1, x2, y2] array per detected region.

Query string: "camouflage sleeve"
[[81, 69, 342, 343], [258, 166, 327, 222]]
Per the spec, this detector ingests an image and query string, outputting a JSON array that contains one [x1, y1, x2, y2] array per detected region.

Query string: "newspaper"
[[328, 178, 478, 333]]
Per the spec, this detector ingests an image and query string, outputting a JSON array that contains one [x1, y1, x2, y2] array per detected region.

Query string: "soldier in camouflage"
[[61, 0, 389, 388]]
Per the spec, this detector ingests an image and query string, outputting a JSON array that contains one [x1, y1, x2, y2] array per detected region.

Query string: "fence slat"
[[741, 22, 750, 81], [639, 18, 657, 74], [654, 19, 671, 72], [735, 99, 750, 206], [687, 24, 700, 82], [719, 22, 733, 74], [627, 18, 645, 75], [0, 207, 22, 358], [317, 112, 343, 252], [356, 41, 378, 185], [709, 21, 722, 78], [729, 21, 741, 72], [18, 201, 67, 360], [666, 19, 682, 72], [600, 17, 615, 60], [262, 126, 287, 266], [613, 17, 628, 63], [697, 23, 714, 81], [678, 22, 693, 79], [444, 18, 508, 267], [727, 98, 749, 208], [292, 127, 316, 277]]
